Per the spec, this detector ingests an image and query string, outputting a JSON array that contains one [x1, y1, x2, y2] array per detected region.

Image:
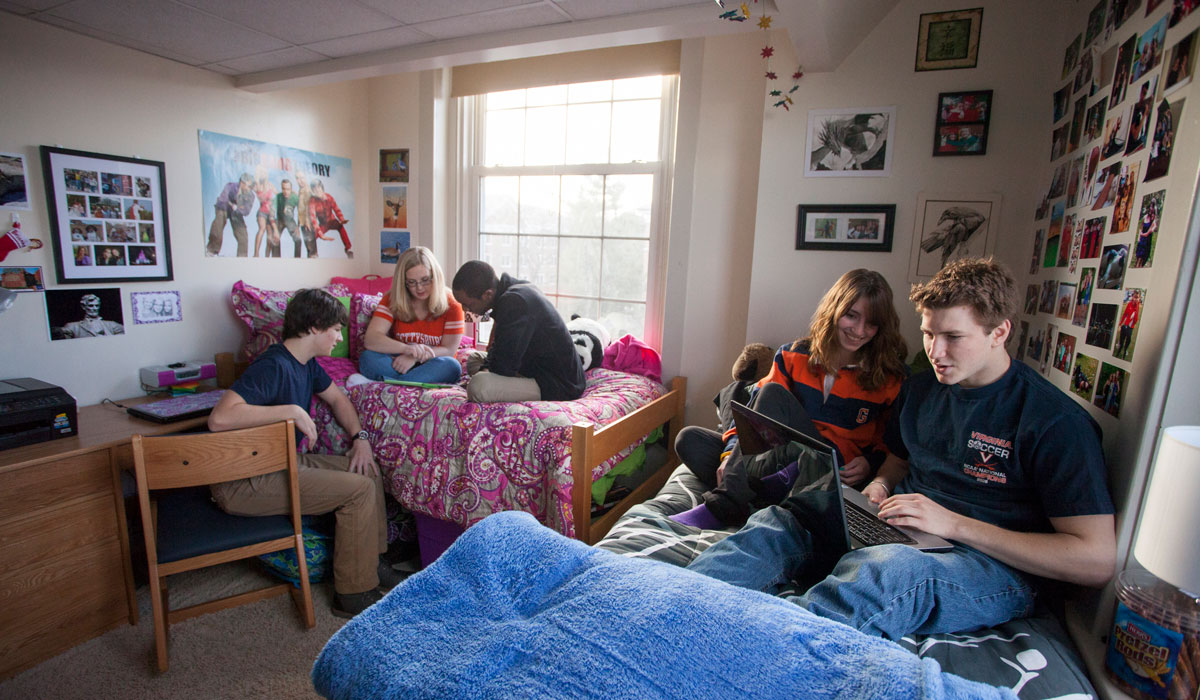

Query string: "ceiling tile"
[[216, 45, 328, 73], [33, 12, 207, 64], [45, 0, 290, 62], [554, 0, 711, 21], [177, 0, 401, 45], [414, 4, 565, 41], [303, 24, 431, 58], [355, 0, 535, 26]]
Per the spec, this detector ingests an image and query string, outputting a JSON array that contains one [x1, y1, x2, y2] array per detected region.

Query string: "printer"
[[0, 378, 78, 451]]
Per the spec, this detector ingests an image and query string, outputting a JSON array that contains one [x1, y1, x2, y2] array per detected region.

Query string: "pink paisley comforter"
[[308, 354, 667, 538]]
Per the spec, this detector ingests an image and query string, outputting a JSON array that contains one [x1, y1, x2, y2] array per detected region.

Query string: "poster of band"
[[198, 130, 355, 259]]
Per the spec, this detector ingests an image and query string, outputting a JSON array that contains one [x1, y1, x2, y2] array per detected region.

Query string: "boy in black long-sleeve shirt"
[[452, 260, 585, 402]]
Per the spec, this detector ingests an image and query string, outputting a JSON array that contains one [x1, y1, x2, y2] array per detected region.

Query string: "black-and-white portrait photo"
[[805, 107, 895, 177], [45, 287, 125, 340]]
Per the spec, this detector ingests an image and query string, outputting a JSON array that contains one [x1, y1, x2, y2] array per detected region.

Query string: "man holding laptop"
[[686, 258, 1116, 640]]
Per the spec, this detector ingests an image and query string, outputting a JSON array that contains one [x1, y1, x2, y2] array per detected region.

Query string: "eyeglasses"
[[405, 276, 433, 290]]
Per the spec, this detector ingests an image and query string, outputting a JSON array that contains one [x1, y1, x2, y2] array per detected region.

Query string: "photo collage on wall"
[[379, 148, 411, 265], [1021, 0, 1195, 420]]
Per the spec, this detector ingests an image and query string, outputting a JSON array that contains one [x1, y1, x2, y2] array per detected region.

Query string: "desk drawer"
[[0, 493, 120, 571], [0, 450, 111, 520]]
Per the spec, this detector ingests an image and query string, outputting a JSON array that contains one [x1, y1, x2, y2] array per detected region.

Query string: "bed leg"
[[571, 423, 595, 544]]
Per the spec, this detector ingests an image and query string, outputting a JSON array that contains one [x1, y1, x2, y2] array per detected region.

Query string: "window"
[[460, 75, 677, 345]]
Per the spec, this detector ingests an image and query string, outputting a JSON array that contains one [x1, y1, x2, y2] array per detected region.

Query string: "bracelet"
[[719, 450, 733, 461], [868, 479, 891, 495]]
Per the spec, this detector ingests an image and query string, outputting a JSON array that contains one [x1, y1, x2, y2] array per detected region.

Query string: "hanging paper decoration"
[[718, 0, 803, 110]]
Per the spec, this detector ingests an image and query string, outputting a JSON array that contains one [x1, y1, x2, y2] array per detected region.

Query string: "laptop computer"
[[730, 401, 953, 553], [126, 390, 225, 424]]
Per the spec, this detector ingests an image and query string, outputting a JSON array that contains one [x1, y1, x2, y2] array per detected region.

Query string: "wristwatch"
[[354, 430, 369, 441]]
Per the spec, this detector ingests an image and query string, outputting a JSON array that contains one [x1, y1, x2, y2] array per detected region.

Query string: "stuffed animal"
[[732, 342, 774, 382], [567, 315, 611, 371]]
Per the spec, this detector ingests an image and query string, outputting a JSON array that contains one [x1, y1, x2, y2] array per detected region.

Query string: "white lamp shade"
[[1134, 426, 1200, 595]]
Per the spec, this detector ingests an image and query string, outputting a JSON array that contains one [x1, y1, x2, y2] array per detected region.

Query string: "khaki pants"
[[465, 350, 541, 403], [210, 453, 386, 595]]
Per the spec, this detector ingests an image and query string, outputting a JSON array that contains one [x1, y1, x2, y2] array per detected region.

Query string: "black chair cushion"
[[154, 487, 296, 564]]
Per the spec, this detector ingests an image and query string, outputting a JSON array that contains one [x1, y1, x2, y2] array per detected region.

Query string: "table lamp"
[[1134, 425, 1200, 597], [1105, 426, 1200, 700]]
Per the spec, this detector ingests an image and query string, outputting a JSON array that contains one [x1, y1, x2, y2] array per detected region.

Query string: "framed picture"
[[45, 287, 125, 340], [130, 290, 182, 325], [908, 192, 1002, 281], [795, 204, 895, 252], [379, 148, 409, 182], [933, 90, 992, 156], [40, 146, 172, 284], [805, 107, 895, 176], [915, 8, 984, 72]]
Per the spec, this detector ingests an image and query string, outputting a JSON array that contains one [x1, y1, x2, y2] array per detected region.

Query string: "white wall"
[[747, 0, 1056, 354], [664, 32, 766, 426], [0, 15, 373, 406]]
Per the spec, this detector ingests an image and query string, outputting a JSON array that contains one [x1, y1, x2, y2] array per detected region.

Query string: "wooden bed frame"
[[216, 352, 687, 545]]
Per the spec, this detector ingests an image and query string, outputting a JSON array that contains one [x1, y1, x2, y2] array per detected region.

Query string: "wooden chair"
[[131, 420, 315, 672]]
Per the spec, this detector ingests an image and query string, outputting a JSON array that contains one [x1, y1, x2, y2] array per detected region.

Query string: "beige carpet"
[[0, 563, 347, 699]]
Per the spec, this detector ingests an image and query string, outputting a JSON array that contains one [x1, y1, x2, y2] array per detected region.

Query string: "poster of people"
[[198, 130, 355, 259]]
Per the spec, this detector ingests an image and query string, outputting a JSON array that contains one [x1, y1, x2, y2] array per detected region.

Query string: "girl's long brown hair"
[[802, 269, 908, 391]]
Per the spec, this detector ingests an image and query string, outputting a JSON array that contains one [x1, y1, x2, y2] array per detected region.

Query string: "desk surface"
[[0, 393, 212, 471]]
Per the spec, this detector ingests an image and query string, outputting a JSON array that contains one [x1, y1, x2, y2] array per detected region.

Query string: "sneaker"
[[332, 588, 384, 619], [377, 558, 410, 591], [345, 248, 354, 259], [346, 373, 372, 388]]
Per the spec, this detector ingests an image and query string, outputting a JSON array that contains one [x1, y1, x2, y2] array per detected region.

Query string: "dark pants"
[[675, 382, 820, 526], [206, 207, 248, 256]]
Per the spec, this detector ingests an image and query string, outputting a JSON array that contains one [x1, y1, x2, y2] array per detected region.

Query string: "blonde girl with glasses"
[[354, 246, 465, 385]]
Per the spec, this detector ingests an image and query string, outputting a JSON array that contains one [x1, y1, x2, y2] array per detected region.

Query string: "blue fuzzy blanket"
[[313, 511, 1014, 700]]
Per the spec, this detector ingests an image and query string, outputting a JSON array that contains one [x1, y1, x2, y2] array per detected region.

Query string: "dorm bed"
[[220, 280, 687, 549], [312, 467, 1100, 700]]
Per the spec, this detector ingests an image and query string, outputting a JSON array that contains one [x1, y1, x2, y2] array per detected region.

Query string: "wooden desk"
[[0, 395, 211, 680]]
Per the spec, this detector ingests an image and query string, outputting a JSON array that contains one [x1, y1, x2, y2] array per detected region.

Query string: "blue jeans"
[[684, 506, 1037, 640], [358, 349, 462, 384]]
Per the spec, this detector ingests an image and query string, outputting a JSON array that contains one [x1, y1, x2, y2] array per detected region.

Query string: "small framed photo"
[[40, 146, 172, 284], [379, 148, 409, 183], [45, 287, 125, 340], [795, 204, 895, 252], [915, 8, 984, 72], [130, 290, 182, 325], [933, 90, 992, 156], [909, 192, 1002, 281]]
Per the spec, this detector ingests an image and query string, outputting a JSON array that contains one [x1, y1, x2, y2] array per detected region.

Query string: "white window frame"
[[454, 75, 678, 350]]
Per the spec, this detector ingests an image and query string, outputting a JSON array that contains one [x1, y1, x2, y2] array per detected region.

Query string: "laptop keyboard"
[[844, 500, 917, 546]]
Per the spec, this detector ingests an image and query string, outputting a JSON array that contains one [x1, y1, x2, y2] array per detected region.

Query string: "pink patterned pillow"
[[349, 292, 384, 361], [231, 280, 357, 362]]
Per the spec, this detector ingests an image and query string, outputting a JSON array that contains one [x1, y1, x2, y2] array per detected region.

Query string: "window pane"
[[613, 75, 662, 100], [558, 237, 601, 297], [599, 300, 646, 340], [560, 175, 603, 237], [487, 89, 525, 110], [485, 109, 525, 166], [601, 238, 648, 301], [610, 100, 660, 163], [518, 235, 559, 294], [604, 174, 653, 238], [565, 103, 611, 165], [556, 296, 599, 322], [481, 176, 519, 233], [524, 106, 566, 165], [519, 176, 559, 235], [526, 84, 566, 107], [479, 233, 517, 272], [568, 80, 612, 103]]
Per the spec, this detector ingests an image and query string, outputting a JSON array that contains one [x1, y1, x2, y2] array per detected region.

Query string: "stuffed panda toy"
[[567, 315, 611, 371]]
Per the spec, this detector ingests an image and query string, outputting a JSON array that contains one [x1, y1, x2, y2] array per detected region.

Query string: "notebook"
[[126, 390, 225, 424], [382, 379, 459, 389], [729, 401, 953, 553]]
